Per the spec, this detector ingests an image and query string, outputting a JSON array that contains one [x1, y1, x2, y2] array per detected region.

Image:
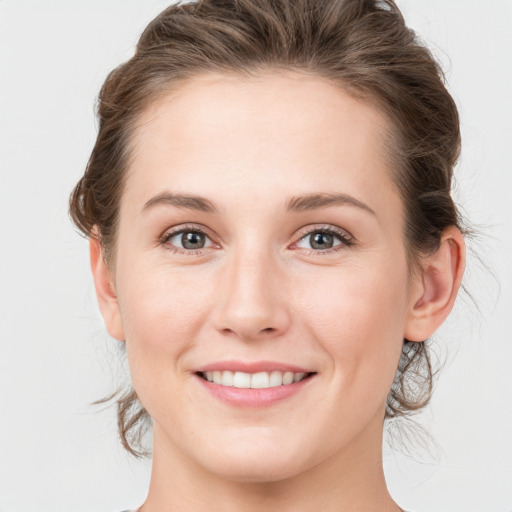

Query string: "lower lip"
[[194, 373, 316, 408]]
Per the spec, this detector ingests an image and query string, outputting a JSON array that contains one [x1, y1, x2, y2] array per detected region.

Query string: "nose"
[[212, 245, 291, 342]]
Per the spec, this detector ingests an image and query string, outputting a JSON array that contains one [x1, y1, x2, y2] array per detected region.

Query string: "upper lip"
[[194, 360, 314, 374]]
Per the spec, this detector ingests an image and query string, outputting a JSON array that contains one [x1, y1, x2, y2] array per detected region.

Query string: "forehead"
[[125, 70, 400, 219]]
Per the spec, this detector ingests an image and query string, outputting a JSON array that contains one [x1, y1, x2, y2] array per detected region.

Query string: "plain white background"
[[0, 1, 511, 511]]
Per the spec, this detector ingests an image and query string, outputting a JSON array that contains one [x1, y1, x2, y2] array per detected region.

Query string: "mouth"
[[195, 370, 316, 389]]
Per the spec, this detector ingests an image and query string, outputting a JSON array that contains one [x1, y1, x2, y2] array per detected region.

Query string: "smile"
[[197, 370, 315, 389]]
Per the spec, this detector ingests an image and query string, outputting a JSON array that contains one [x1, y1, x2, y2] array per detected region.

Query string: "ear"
[[89, 236, 125, 341], [404, 226, 466, 342]]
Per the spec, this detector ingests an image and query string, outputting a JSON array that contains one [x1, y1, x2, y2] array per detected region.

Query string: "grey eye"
[[166, 230, 213, 250], [181, 231, 205, 249], [296, 230, 344, 251], [309, 232, 335, 250]]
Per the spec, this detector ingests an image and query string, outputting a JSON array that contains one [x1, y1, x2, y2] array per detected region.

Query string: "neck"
[[141, 409, 400, 512]]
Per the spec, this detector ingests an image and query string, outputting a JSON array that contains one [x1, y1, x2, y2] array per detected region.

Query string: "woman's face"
[[108, 71, 421, 481]]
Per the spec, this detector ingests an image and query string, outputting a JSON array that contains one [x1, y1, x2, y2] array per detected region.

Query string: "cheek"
[[117, 264, 216, 383], [296, 259, 408, 392]]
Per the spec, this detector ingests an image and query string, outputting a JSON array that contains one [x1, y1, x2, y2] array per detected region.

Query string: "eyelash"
[[160, 223, 354, 257]]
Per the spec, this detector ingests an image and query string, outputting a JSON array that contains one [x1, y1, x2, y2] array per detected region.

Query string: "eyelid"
[[294, 224, 354, 244]]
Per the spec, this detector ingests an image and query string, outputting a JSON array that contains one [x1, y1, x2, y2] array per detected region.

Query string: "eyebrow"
[[285, 192, 376, 215], [143, 193, 217, 213], [143, 191, 376, 216]]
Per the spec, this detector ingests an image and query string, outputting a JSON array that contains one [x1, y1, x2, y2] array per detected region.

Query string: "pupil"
[[182, 232, 204, 249], [311, 232, 333, 250]]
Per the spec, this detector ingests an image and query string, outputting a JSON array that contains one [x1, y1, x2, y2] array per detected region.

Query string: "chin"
[[210, 456, 306, 484], [198, 443, 311, 484]]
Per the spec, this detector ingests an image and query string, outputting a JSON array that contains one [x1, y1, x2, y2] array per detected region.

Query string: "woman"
[[69, 0, 465, 510]]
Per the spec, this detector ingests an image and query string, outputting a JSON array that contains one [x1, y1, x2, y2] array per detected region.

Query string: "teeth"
[[233, 371, 251, 388], [293, 372, 305, 383], [202, 370, 310, 388]]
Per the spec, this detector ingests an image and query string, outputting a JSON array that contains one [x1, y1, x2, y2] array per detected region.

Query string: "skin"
[[90, 70, 465, 512]]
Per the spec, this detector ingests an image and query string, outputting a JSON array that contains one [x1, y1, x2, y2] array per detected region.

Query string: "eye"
[[161, 224, 215, 255], [160, 223, 354, 256], [293, 225, 353, 254]]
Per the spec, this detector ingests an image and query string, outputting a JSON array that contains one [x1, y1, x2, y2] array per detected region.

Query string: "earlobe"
[[89, 236, 125, 341], [404, 226, 466, 342]]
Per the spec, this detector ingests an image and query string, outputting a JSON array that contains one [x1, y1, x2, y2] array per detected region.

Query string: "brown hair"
[[70, 0, 465, 458]]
